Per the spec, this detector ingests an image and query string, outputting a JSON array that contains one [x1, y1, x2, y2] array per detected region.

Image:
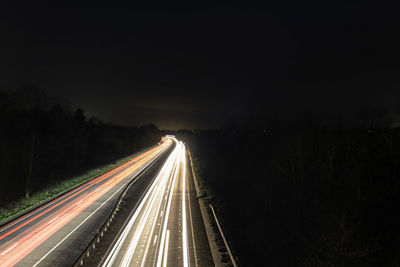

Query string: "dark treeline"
[[0, 87, 161, 204], [177, 122, 400, 266]]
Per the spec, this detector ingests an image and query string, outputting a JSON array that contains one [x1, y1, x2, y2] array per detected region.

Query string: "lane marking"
[[0, 242, 19, 256], [162, 230, 170, 267], [47, 217, 59, 225], [181, 143, 190, 267]]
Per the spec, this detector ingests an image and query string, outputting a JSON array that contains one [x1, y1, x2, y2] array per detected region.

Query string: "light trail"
[[102, 138, 196, 267], [0, 146, 160, 236], [0, 140, 172, 266], [102, 145, 178, 267], [181, 142, 190, 267]]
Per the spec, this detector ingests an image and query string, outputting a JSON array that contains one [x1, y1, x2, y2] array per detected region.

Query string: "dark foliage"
[[177, 124, 400, 267], [0, 88, 161, 203]]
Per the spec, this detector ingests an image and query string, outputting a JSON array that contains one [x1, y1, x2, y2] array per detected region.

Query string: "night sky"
[[1, 1, 400, 129]]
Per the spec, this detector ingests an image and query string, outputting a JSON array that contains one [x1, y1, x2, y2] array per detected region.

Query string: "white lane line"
[[153, 235, 158, 246], [181, 143, 190, 267], [0, 242, 19, 256], [47, 216, 59, 225], [162, 230, 170, 267]]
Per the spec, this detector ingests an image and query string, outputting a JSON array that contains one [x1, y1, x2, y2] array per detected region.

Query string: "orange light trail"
[[0, 140, 171, 266]]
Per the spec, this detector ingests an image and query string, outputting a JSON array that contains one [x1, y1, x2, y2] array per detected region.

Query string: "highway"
[[100, 138, 213, 267], [0, 139, 172, 267]]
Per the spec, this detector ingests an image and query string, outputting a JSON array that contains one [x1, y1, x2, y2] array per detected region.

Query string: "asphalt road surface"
[[101, 138, 213, 267], [0, 140, 172, 267]]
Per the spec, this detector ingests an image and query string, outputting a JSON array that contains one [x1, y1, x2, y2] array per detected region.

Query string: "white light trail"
[[120, 158, 174, 267], [156, 143, 182, 267], [181, 142, 190, 267], [102, 146, 178, 267], [103, 138, 193, 267]]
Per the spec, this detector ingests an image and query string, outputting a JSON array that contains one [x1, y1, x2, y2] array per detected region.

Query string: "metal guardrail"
[[188, 150, 237, 267], [209, 204, 238, 267], [73, 148, 169, 266]]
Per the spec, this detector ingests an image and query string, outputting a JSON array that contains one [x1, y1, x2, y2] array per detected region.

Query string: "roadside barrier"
[[209, 204, 238, 267], [188, 150, 237, 267], [73, 147, 169, 266]]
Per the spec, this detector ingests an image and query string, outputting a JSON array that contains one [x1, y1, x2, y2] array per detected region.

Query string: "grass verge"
[[0, 152, 145, 224]]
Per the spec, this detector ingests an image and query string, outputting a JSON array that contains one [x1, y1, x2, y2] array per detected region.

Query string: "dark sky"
[[1, 1, 400, 129]]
